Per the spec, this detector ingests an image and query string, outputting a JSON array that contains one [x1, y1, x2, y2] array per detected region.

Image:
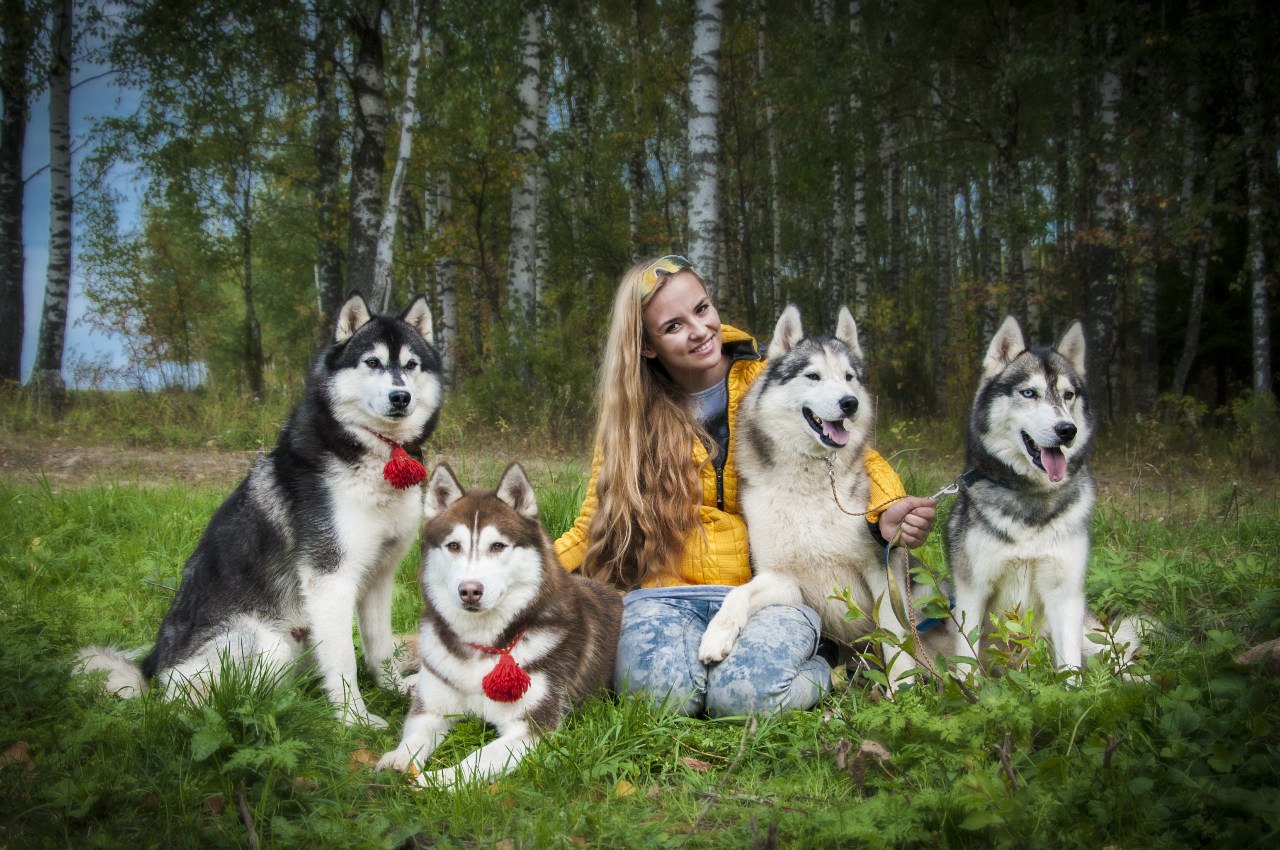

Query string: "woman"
[[555, 255, 935, 716]]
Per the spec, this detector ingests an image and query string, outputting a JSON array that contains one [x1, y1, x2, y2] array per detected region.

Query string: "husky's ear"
[[983, 316, 1026, 380], [335, 293, 372, 344], [424, 463, 464, 519], [496, 463, 539, 521], [1057, 321, 1087, 377], [768, 305, 804, 359], [834, 306, 862, 358], [401, 295, 434, 341]]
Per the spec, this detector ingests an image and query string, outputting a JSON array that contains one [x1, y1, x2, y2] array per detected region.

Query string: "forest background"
[[2, 0, 1277, 446]]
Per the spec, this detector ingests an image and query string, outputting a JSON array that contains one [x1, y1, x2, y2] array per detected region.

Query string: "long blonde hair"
[[582, 259, 710, 589]]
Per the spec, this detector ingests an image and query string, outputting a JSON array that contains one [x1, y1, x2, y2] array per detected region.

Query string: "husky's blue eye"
[[364, 357, 381, 369], [1020, 389, 1037, 399]]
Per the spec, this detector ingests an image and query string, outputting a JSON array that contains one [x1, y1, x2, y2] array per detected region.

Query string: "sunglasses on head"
[[639, 255, 693, 300]]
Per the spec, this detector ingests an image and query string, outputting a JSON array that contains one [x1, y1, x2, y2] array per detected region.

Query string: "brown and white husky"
[[379, 463, 622, 787]]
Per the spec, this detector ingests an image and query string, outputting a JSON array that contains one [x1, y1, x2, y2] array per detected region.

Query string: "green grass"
[[2, 461, 1279, 847]]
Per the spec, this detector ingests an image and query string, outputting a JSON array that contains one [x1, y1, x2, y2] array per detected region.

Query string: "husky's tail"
[[75, 646, 149, 699]]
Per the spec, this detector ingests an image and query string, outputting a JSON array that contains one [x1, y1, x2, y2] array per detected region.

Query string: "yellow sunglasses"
[[639, 255, 693, 300]]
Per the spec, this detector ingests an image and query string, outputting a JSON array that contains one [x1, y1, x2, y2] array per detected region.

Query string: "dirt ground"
[[0, 436, 259, 491]]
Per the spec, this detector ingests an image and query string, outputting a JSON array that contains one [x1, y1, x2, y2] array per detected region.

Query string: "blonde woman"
[[555, 255, 935, 716]]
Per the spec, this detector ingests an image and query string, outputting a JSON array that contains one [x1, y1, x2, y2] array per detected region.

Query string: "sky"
[[20, 62, 142, 386]]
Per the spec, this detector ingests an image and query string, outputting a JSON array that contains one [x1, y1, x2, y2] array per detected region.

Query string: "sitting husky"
[[378, 463, 622, 787], [948, 316, 1127, 670], [77, 294, 442, 727], [698, 305, 948, 692]]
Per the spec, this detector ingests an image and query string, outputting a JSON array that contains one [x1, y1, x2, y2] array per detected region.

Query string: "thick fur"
[[77, 294, 443, 727], [948, 315, 1106, 670], [698, 305, 949, 692], [378, 463, 622, 787]]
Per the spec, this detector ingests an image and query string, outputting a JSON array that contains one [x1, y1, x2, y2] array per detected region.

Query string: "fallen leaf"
[[569, 836, 588, 847], [682, 756, 711, 773], [1, 741, 31, 769], [349, 748, 380, 770], [204, 794, 226, 814], [646, 783, 661, 800], [614, 779, 637, 798], [291, 776, 318, 792]]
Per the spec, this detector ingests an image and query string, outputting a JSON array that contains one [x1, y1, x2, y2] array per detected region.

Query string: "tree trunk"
[[34, 0, 72, 415], [424, 169, 457, 382], [312, 0, 345, 332], [506, 6, 542, 330], [1086, 19, 1122, 420], [687, 0, 723, 292], [1242, 11, 1273, 407], [372, 0, 425, 313], [757, 2, 781, 317], [816, 0, 846, 315], [930, 63, 953, 415], [345, 0, 388, 301], [0, 0, 32, 383], [627, 0, 647, 259], [240, 178, 264, 396], [849, 0, 869, 322]]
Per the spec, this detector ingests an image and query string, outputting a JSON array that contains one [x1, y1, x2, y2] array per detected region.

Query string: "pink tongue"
[[822, 419, 850, 447], [1041, 447, 1067, 482]]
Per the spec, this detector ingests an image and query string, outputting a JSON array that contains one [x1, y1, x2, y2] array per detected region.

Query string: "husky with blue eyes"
[[947, 316, 1138, 671], [77, 293, 443, 727]]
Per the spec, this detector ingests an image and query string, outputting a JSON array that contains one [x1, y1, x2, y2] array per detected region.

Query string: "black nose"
[[1054, 422, 1077, 445], [839, 396, 859, 418], [458, 581, 484, 605], [389, 390, 411, 410]]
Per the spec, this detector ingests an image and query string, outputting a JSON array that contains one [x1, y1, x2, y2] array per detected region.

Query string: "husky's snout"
[[1054, 421, 1077, 446], [458, 581, 484, 609]]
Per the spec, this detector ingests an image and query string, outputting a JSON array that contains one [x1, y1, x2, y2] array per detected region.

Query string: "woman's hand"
[[878, 496, 937, 549]]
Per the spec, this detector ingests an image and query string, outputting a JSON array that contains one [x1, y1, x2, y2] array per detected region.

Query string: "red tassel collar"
[[468, 628, 532, 703], [364, 428, 427, 489]]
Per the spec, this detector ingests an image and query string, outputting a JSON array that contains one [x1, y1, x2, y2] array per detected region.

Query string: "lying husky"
[[78, 294, 442, 727], [698, 305, 948, 692], [948, 316, 1134, 670], [378, 463, 622, 787]]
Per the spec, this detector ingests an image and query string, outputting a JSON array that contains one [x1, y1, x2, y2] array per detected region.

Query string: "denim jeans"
[[614, 585, 831, 717]]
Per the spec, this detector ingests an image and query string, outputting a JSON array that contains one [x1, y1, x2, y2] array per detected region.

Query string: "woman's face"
[[640, 270, 726, 392]]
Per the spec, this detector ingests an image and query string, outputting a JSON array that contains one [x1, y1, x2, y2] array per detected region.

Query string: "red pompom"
[[383, 445, 426, 489], [481, 651, 531, 703]]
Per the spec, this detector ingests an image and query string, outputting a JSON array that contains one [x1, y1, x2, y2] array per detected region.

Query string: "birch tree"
[[34, 0, 73, 413], [1085, 18, 1122, 419], [345, 0, 389, 300], [1241, 10, 1273, 411], [311, 0, 345, 329], [686, 0, 722, 291], [0, 0, 34, 382], [371, 0, 426, 313], [506, 5, 542, 328]]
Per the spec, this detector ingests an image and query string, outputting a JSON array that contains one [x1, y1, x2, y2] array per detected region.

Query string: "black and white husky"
[[378, 463, 622, 787], [698, 305, 947, 692], [78, 294, 443, 727], [948, 316, 1135, 670]]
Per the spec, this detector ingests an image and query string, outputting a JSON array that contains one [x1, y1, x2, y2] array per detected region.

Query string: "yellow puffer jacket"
[[553, 325, 905, 588]]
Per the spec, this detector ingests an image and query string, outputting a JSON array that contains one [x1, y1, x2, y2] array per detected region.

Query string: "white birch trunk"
[[849, 0, 869, 321], [345, 0, 389, 301], [1242, 24, 1272, 402], [34, 0, 72, 407], [506, 6, 542, 327], [687, 0, 723, 292], [1088, 20, 1123, 417], [817, 0, 847, 313], [757, 4, 781, 315], [372, 0, 425, 312], [424, 170, 457, 382], [0, 0, 32, 382]]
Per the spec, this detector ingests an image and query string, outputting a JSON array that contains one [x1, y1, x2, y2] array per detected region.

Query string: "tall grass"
[[2, 453, 1278, 849]]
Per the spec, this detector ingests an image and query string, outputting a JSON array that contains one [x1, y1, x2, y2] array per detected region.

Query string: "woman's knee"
[[704, 605, 830, 717], [613, 597, 707, 714]]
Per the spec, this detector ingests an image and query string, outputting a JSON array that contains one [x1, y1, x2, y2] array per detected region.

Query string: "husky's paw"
[[376, 747, 414, 773], [698, 619, 741, 664], [339, 705, 388, 729]]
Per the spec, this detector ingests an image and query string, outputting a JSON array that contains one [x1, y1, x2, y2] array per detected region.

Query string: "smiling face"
[[640, 270, 727, 393]]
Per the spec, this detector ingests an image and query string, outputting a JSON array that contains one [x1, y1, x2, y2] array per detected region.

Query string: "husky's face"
[[973, 316, 1092, 486], [325, 295, 443, 440], [754, 305, 872, 457], [419, 464, 545, 624]]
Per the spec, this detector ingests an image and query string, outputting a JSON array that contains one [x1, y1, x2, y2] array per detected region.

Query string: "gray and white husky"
[[698, 305, 947, 692], [948, 316, 1118, 670], [378, 463, 622, 787], [77, 294, 443, 727]]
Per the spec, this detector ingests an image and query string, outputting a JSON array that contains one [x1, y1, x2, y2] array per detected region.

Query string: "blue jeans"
[[614, 586, 831, 717]]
